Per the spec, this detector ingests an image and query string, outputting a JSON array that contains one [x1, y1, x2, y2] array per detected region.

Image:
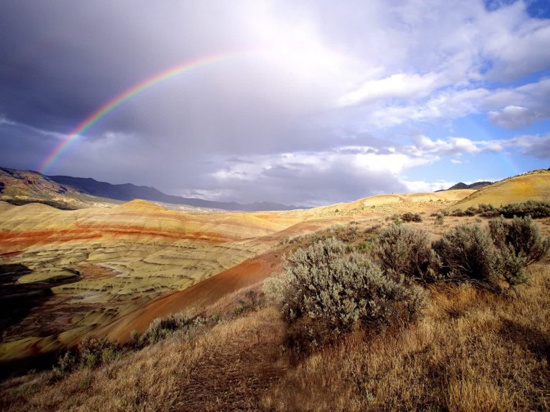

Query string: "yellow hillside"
[[452, 169, 550, 209]]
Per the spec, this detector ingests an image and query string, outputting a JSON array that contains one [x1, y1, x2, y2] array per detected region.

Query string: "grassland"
[[0, 170, 549, 410]]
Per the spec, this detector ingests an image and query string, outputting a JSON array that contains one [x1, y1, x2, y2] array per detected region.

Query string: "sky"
[[0, 0, 549, 207]]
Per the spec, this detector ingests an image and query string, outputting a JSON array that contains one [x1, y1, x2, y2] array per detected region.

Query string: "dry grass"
[[1, 240, 549, 411], [263, 262, 550, 411], [0, 308, 286, 411]]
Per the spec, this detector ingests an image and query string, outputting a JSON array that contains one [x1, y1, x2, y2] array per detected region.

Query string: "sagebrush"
[[271, 238, 426, 355], [373, 225, 437, 283]]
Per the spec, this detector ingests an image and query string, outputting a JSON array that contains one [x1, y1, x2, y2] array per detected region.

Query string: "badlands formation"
[[1, 169, 548, 364]]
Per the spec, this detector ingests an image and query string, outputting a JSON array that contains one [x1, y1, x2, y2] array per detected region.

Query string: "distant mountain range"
[[1, 166, 497, 212], [47, 175, 300, 211], [0, 167, 299, 211]]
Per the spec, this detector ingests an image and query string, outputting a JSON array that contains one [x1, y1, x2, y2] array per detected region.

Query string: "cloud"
[[203, 148, 435, 205], [338, 73, 439, 107], [1, 1, 549, 205], [488, 105, 532, 128]]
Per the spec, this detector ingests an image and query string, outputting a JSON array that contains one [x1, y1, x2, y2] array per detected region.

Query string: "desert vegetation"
[[266, 218, 548, 360], [449, 200, 550, 219]]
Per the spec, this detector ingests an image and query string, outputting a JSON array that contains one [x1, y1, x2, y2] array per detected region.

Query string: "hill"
[[0, 167, 117, 209], [0, 169, 549, 410], [452, 169, 550, 209]]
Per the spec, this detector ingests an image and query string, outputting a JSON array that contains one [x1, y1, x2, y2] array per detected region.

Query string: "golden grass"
[[2, 261, 549, 411], [0, 308, 286, 411], [263, 263, 550, 411], [453, 169, 550, 209], [1, 213, 549, 410]]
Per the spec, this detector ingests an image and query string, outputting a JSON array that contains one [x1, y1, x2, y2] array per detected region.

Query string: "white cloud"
[[338, 72, 439, 107], [402, 179, 457, 193]]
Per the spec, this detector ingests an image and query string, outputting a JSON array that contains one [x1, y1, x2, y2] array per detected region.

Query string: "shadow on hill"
[[0, 265, 82, 342], [0, 264, 85, 380], [0, 264, 51, 342]]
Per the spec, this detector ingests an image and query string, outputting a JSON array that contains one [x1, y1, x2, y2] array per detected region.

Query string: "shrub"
[[489, 216, 549, 266], [477, 203, 495, 214], [465, 206, 478, 216], [489, 216, 550, 289], [432, 224, 499, 288], [449, 209, 465, 217], [373, 225, 437, 283], [275, 239, 426, 355], [233, 290, 263, 316], [140, 312, 193, 345], [401, 212, 422, 222], [493, 201, 550, 219], [54, 337, 120, 375]]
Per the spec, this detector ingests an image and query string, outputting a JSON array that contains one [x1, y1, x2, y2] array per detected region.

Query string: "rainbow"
[[40, 50, 261, 173]]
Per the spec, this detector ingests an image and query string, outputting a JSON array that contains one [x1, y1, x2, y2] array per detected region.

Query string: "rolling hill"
[[452, 169, 550, 209]]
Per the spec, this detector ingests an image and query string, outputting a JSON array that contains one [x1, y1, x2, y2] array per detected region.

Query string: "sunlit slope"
[[287, 189, 475, 218], [452, 170, 550, 209], [97, 249, 282, 342]]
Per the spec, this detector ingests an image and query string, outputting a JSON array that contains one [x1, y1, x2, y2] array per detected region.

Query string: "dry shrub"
[[277, 238, 426, 356], [373, 225, 437, 283], [401, 212, 422, 222], [138, 312, 193, 346], [432, 219, 549, 292], [494, 200, 550, 219]]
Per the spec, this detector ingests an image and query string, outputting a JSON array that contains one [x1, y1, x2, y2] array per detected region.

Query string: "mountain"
[[0, 167, 300, 211], [48, 175, 299, 211], [447, 181, 493, 190]]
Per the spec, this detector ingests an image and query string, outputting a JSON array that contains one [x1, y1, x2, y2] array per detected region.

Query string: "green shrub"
[[140, 312, 193, 345], [492, 201, 550, 219], [489, 216, 549, 265], [489, 216, 549, 289], [54, 337, 120, 375], [275, 239, 426, 355], [373, 225, 437, 283], [432, 224, 499, 288]]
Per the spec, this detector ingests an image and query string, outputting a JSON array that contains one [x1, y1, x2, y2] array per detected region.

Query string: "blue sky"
[[0, 0, 549, 206]]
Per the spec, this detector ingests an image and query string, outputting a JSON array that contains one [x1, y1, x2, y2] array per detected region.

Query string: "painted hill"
[[48, 174, 299, 211], [452, 169, 550, 209]]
